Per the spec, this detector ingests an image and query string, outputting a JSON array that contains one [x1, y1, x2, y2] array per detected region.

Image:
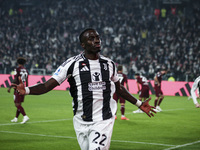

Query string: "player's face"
[[134, 75, 138, 79], [82, 30, 101, 54], [161, 70, 166, 75]]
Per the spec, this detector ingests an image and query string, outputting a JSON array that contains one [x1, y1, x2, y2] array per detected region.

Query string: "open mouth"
[[95, 44, 101, 48]]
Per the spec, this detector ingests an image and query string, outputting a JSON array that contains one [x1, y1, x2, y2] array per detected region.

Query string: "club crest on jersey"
[[103, 63, 107, 70]]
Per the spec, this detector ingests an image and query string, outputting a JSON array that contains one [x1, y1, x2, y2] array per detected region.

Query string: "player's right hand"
[[11, 76, 25, 95]]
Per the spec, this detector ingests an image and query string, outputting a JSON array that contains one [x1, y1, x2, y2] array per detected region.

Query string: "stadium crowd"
[[0, 0, 199, 81]]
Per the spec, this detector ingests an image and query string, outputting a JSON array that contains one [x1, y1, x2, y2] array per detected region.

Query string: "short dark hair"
[[17, 57, 26, 65], [117, 65, 123, 71], [135, 73, 140, 76], [161, 67, 167, 71], [79, 28, 95, 43]]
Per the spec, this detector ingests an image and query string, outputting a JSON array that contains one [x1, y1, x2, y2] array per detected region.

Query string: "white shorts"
[[73, 116, 115, 150]]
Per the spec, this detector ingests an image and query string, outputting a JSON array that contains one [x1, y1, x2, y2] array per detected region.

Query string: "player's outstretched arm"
[[12, 76, 59, 95]]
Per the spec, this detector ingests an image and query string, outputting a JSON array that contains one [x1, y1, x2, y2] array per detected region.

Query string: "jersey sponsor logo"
[[92, 72, 100, 81], [88, 81, 106, 91]]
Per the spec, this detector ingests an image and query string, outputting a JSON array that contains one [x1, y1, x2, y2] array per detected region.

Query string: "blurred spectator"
[[46, 62, 53, 75], [161, 8, 167, 18], [0, 0, 199, 81]]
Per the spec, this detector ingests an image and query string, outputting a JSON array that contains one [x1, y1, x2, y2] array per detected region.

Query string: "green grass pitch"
[[0, 87, 200, 150]]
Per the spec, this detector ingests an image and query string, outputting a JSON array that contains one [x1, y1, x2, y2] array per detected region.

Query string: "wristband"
[[135, 100, 142, 107], [25, 87, 30, 95]]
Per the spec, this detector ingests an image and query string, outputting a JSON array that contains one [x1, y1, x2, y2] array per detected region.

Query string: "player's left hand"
[[140, 97, 156, 117]]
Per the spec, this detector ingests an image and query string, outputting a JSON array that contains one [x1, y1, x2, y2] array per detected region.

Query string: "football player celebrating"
[[12, 28, 156, 150]]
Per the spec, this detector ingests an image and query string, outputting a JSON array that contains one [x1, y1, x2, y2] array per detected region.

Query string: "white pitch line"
[[111, 139, 175, 147], [0, 131, 76, 139], [162, 108, 185, 111], [0, 130, 175, 147], [163, 140, 200, 150], [0, 118, 72, 126], [126, 108, 185, 115]]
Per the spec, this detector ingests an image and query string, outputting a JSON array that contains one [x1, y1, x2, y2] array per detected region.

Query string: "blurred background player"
[[113, 65, 129, 120], [8, 57, 29, 124], [154, 68, 167, 112], [133, 73, 150, 113], [189, 76, 200, 108]]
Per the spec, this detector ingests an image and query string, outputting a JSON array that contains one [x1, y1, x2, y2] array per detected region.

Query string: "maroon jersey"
[[154, 72, 163, 86], [136, 75, 149, 88], [136, 75, 149, 98], [154, 72, 163, 97], [113, 73, 128, 103], [118, 73, 128, 86], [13, 66, 29, 103], [14, 66, 29, 85]]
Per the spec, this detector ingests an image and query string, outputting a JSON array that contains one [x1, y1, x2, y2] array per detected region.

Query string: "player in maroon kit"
[[154, 68, 167, 112], [133, 73, 150, 113], [113, 65, 129, 120], [8, 57, 29, 124]]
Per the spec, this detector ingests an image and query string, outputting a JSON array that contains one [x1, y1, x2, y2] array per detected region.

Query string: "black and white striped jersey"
[[52, 53, 119, 123]]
